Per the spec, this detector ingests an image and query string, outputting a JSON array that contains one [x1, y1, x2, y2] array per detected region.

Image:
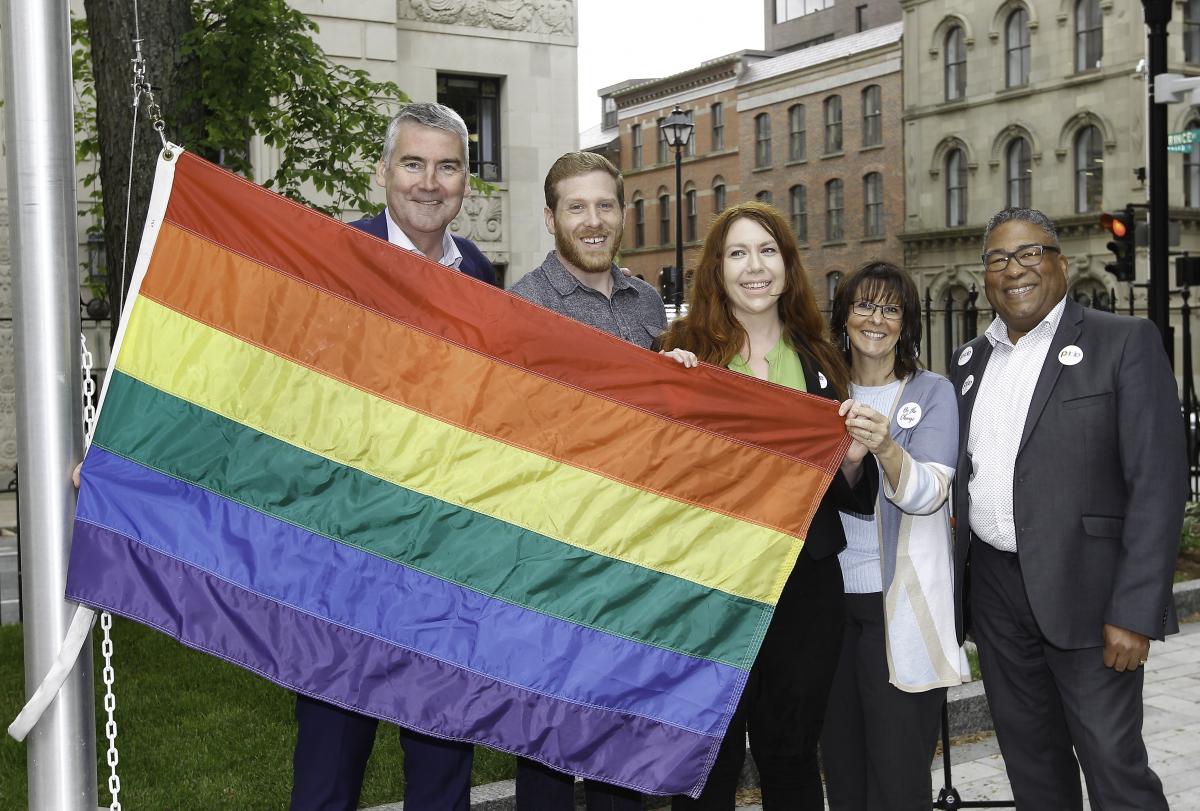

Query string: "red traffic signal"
[[1100, 207, 1137, 282], [1099, 212, 1129, 238]]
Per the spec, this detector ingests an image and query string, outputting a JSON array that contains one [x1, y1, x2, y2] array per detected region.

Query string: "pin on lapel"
[[818, 371, 828, 389], [1058, 345, 1083, 366], [896, 403, 922, 429], [957, 346, 973, 366], [961, 374, 975, 396]]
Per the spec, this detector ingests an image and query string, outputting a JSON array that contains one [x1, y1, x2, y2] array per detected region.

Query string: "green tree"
[[79, 0, 410, 333]]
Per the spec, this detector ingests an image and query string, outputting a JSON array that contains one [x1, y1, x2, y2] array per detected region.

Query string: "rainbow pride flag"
[[66, 149, 850, 796]]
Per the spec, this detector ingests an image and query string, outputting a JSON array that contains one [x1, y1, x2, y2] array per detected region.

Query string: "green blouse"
[[727, 337, 808, 392]]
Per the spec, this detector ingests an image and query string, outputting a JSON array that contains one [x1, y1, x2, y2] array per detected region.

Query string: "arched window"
[[945, 148, 968, 227], [862, 86, 882, 147], [1074, 125, 1103, 213], [943, 284, 972, 368], [755, 113, 772, 168], [685, 184, 698, 242], [658, 189, 671, 244], [756, 189, 773, 205], [863, 172, 883, 237], [789, 104, 806, 161], [1006, 8, 1030, 87], [1187, 0, 1200, 64], [1186, 121, 1200, 208], [945, 26, 967, 101], [1006, 137, 1032, 208], [712, 176, 727, 214], [826, 179, 844, 241], [632, 195, 645, 248], [790, 184, 808, 241], [1075, 0, 1102, 72], [824, 95, 843, 153], [1072, 278, 1112, 311]]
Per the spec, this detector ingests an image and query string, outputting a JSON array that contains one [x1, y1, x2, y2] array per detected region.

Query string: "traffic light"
[[1099, 206, 1136, 282]]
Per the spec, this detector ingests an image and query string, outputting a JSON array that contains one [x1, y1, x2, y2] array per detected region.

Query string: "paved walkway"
[[735, 619, 1200, 810]]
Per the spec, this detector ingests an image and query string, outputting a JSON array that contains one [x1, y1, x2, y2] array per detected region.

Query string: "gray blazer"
[[949, 298, 1186, 649]]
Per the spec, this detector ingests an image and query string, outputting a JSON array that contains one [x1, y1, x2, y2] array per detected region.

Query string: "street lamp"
[[659, 106, 694, 307]]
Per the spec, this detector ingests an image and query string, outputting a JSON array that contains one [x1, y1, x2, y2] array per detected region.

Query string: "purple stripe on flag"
[[65, 521, 718, 797], [75, 448, 739, 734]]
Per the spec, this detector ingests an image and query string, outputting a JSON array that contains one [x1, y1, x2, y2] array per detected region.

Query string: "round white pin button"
[[958, 346, 973, 366], [961, 374, 975, 396], [1058, 345, 1083, 366], [818, 371, 828, 389], [896, 402, 922, 429]]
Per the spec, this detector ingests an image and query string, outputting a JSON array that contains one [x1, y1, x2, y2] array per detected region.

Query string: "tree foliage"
[[78, 0, 411, 329]]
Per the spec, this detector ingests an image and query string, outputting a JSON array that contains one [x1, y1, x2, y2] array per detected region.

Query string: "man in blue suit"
[[289, 102, 494, 811]]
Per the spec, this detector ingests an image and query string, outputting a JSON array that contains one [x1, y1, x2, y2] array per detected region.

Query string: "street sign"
[[1168, 129, 1200, 153]]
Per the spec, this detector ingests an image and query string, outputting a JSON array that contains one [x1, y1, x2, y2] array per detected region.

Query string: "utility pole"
[[0, 1, 98, 808], [1143, 0, 1173, 354]]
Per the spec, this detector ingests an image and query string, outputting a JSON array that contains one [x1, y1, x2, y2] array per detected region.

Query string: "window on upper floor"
[[713, 177, 727, 214], [856, 5, 867, 32], [1075, 0, 1102, 72], [1006, 8, 1031, 87], [1074, 125, 1103, 212], [824, 95, 843, 154], [789, 105, 806, 162], [826, 271, 843, 309], [437, 73, 502, 181], [1006, 137, 1032, 209], [775, 0, 834, 24], [711, 103, 725, 151], [862, 86, 882, 147], [603, 97, 618, 131], [633, 196, 645, 247], [1186, 122, 1200, 208], [945, 148, 967, 227], [790, 184, 807, 242], [825, 179, 844, 241], [944, 26, 966, 102], [658, 190, 671, 244], [685, 185, 698, 242], [756, 189, 774, 205], [684, 110, 696, 158], [1186, 0, 1200, 64], [657, 118, 668, 164], [863, 172, 883, 238], [755, 113, 772, 168], [631, 124, 642, 169]]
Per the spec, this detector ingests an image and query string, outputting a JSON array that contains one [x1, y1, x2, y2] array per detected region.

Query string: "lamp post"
[[659, 106, 694, 307]]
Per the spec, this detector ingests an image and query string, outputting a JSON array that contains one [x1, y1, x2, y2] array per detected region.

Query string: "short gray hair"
[[381, 102, 470, 166], [982, 207, 1060, 251]]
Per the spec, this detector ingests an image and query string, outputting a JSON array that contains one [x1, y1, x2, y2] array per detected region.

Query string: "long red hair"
[[659, 201, 850, 399]]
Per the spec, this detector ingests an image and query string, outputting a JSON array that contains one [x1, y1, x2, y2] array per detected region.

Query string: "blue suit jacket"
[[350, 212, 496, 285]]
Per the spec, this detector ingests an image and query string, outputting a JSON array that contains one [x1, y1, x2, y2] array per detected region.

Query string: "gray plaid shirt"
[[510, 252, 667, 349]]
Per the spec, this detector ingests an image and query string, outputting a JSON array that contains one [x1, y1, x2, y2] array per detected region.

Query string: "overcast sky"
[[576, 1, 766, 133]]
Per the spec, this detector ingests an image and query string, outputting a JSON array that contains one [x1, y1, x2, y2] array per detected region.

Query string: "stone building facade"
[[766, 0, 902, 53], [900, 0, 1200, 372]]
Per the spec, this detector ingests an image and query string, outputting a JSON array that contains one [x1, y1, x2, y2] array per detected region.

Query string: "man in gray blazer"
[[950, 207, 1185, 810]]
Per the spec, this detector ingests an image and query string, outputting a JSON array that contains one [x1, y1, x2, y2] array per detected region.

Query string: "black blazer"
[[949, 299, 1186, 647], [349, 212, 496, 285]]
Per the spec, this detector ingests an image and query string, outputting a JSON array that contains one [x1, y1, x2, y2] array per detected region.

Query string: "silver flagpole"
[[0, 0, 98, 807]]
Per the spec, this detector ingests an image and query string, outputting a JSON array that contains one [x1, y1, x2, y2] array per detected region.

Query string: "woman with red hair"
[[661, 202, 875, 810]]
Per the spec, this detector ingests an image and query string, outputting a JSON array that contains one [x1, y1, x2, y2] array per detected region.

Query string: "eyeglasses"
[[981, 243, 1060, 273], [851, 300, 903, 320]]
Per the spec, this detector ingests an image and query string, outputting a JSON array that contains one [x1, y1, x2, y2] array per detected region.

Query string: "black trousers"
[[970, 540, 1167, 811], [289, 694, 473, 811], [820, 592, 946, 811], [515, 757, 643, 810], [672, 551, 845, 811]]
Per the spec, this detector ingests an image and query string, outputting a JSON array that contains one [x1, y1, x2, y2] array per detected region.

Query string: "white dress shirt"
[[383, 207, 463, 269], [967, 297, 1067, 553]]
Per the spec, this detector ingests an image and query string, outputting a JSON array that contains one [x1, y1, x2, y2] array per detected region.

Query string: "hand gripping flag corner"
[[67, 149, 850, 797]]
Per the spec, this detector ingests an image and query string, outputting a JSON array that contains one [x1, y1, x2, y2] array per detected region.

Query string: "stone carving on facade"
[[397, 0, 574, 35], [450, 194, 503, 244]]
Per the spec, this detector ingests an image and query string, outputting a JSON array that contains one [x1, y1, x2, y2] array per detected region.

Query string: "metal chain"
[[100, 611, 122, 811], [81, 336, 121, 811]]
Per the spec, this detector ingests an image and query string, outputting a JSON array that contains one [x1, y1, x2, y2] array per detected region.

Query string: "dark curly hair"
[[830, 261, 923, 381]]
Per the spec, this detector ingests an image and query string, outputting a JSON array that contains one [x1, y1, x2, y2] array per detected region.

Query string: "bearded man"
[[506, 151, 667, 810]]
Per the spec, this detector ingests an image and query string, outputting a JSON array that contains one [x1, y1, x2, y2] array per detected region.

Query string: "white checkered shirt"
[[967, 297, 1067, 553]]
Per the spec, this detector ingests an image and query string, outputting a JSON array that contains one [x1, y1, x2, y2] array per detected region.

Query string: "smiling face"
[[375, 123, 468, 246], [545, 170, 624, 275], [720, 217, 787, 321], [983, 218, 1069, 341], [846, 287, 903, 365]]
